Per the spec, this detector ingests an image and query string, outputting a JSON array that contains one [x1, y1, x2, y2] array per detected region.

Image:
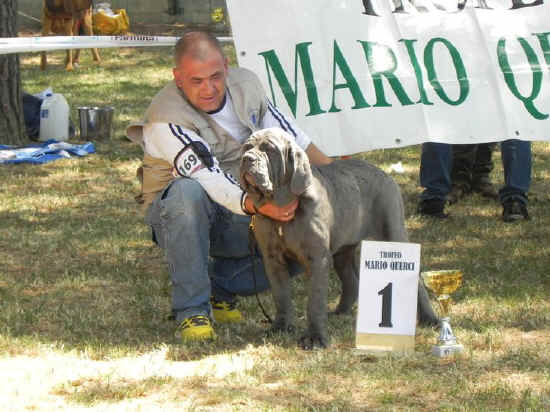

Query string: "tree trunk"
[[0, 0, 27, 145]]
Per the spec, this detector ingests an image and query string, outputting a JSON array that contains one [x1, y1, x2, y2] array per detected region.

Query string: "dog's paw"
[[299, 333, 329, 350]]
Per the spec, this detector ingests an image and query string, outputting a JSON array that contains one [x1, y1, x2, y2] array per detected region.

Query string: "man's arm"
[[144, 122, 252, 215], [144, 122, 301, 220]]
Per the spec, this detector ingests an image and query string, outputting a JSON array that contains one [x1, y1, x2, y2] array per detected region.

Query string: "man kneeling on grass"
[[126, 31, 333, 342]]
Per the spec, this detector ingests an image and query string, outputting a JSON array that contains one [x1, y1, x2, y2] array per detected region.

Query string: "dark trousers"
[[420, 140, 531, 204]]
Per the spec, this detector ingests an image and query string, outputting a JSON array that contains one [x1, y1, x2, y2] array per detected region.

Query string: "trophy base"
[[431, 343, 463, 357]]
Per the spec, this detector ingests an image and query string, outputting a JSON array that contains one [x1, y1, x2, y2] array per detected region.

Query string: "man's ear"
[[288, 143, 313, 196]]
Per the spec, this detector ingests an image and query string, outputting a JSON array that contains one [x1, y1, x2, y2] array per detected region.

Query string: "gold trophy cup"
[[421, 270, 464, 357]]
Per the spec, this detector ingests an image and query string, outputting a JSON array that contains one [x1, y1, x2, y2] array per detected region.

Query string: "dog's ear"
[[288, 142, 313, 196]]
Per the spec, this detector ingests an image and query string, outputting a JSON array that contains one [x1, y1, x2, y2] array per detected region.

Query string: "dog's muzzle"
[[241, 151, 273, 194]]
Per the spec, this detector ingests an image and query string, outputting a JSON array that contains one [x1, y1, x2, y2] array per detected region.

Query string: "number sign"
[[356, 241, 420, 353], [176, 146, 205, 177]]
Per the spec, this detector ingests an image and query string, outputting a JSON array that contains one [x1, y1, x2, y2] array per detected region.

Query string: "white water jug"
[[39, 93, 70, 142]]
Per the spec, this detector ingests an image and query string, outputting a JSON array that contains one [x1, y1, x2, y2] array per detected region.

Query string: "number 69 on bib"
[[355, 241, 420, 353]]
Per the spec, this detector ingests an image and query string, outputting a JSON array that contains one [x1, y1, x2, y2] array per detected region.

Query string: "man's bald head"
[[174, 31, 225, 65], [172, 31, 228, 112]]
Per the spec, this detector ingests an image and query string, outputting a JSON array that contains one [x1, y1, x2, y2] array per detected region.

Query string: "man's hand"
[[244, 195, 299, 222], [257, 198, 299, 222]]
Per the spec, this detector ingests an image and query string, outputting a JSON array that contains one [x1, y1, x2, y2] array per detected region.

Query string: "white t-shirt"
[[208, 92, 311, 149], [143, 94, 312, 215]]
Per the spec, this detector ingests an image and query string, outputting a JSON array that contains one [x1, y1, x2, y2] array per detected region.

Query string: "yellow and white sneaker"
[[211, 297, 243, 323], [179, 315, 216, 342]]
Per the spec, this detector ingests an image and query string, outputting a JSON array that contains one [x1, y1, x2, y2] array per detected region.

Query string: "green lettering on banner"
[[329, 40, 370, 113], [259, 43, 326, 117], [497, 37, 548, 120], [424, 38, 469, 105], [358, 41, 414, 107], [399, 39, 433, 105], [534, 32, 550, 70]]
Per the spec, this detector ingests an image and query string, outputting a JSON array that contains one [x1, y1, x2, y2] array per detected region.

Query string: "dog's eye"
[[259, 142, 273, 152], [242, 143, 254, 153]]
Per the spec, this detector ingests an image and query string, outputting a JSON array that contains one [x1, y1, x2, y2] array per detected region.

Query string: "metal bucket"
[[78, 106, 114, 140]]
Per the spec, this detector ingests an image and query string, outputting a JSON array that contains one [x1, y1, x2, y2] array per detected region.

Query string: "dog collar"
[[265, 198, 299, 222]]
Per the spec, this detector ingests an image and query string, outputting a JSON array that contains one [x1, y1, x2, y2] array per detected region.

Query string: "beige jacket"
[[126, 67, 269, 212]]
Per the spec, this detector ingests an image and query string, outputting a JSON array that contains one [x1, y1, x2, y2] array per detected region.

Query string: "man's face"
[[173, 49, 228, 113]]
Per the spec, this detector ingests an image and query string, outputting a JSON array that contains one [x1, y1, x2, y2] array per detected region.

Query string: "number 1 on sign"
[[378, 282, 393, 328]]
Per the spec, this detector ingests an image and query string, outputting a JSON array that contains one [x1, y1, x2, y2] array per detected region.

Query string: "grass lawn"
[[0, 46, 549, 411]]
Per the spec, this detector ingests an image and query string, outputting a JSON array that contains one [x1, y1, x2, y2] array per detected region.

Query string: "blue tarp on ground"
[[0, 140, 95, 165]]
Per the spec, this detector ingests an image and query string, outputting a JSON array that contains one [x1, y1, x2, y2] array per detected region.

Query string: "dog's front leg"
[[262, 256, 294, 334], [301, 252, 332, 349]]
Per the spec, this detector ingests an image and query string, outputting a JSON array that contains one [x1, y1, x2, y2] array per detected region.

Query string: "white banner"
[[227, 0, 550, 155], [0, 35, 233, 55]]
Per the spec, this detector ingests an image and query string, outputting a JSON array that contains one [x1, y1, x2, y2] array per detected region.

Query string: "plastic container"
[[78, 106, 114, 140], [39, 93, 70, 142]]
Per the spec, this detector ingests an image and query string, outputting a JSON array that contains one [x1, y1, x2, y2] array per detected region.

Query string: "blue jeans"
[[420, 140, 531, 204], [145, 178, 298, 322]]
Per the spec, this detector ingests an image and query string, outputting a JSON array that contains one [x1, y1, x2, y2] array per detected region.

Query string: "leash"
[[248, 215, 273, 324]]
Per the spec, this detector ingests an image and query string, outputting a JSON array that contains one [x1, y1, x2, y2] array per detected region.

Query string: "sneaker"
[[211, 297, 243, 323], [502, 199, 529, 222], [417, 198, 448, 218], [472, 180, 498, 200], [179, 315, 216, 342]]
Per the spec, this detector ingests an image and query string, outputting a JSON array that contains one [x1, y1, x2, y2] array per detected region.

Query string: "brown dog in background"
[[41, 0, 101, 71]]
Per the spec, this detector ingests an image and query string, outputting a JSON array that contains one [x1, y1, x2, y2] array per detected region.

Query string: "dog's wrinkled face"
[[240, 128, 312, 207]]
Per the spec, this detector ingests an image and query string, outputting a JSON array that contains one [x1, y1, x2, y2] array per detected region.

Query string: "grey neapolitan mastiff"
[[240, 128, 438, 349]]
